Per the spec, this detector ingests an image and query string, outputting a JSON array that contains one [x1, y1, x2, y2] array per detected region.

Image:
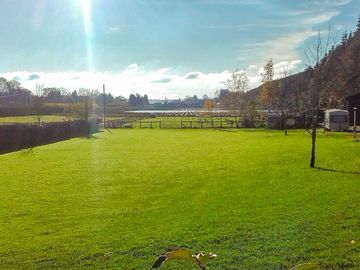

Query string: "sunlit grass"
[[0, 129, 359, 269]]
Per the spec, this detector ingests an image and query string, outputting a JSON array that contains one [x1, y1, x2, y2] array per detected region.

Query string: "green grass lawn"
[[0, 129, 359, 269], [0, 115, 67, 123]]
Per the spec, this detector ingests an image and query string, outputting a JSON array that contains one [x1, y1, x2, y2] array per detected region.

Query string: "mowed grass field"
[[0, 129, 359, 269]]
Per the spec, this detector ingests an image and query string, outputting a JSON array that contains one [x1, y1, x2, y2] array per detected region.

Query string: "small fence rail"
[[104, 119, 266, 129]]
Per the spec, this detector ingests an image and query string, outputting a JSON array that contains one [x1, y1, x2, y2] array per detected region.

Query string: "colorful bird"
[[150, 248, 217, 269]]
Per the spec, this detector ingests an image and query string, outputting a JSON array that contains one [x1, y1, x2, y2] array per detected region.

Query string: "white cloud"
[[108, 26, 122, 33], [241, 30, 317, 65], [106, 24, 135, 33], [1, 61, 304, 98], [185, 72, 202, 80], [273, 60, 302, 78], [257, 60, 302, 76], [1, 66, 230, 99], [204, 0, 264, 5], [311, 0, 352, 7], [303, 11, 341, 25], [230, 0, 350, 67]]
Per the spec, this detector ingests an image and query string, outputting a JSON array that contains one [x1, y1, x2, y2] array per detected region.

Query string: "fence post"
[[180, 120, 182, 129], [220, 118, 223, 128], [159, 121, 161, 129], [150, 122, 152, 128], [354, 107, 358, 141], [190, 121, 192, 128], [140, 122, 142, 128], [201, 121, 203, 129]]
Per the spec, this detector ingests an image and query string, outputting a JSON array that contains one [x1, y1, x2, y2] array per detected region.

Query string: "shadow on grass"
[[315, 166, 360, 175], [20, 147, 33, 155], [105, 128, 113, 134], [94, 129, 112, 135], [83, 134, 99, 140], [215, 129, 238, 132], [215, 128, 265, 133], [240, 128, 269, 132]]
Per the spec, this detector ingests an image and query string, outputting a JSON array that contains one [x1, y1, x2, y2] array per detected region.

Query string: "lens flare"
[[80, 0, 94, 71]]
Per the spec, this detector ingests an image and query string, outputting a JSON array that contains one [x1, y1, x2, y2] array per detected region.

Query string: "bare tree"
[[0, 77, 7, 94], [260, 59, 296, 132], [64, 103, 84, 120], [277, 64, 295, 135], [203, 99, 215, 120], [304, 31, 335, 167], [78, 88, 98, 121], [33, 83, 46, 126], [224, 70, 249, 127], [259, 59, 279, 110]]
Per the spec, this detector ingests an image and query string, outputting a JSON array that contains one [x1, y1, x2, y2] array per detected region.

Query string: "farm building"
[[346, 92, 360, 126]]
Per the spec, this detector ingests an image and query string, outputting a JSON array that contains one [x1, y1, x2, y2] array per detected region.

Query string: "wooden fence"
[[105, 119, 266, 129]]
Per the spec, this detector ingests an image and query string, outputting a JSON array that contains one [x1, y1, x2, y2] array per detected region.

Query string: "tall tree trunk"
[[283, 111, 288, 136], [234, 109, 240, 128], [310, 114, 317, 168]]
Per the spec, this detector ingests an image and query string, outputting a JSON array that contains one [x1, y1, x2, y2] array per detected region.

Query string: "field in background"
[[0, 129, 359, 269], [0, 115, 67, 123], [0, 115, 264, 129]]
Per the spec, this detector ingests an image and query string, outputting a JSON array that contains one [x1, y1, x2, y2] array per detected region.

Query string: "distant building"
[[346, 92, 360, 126]]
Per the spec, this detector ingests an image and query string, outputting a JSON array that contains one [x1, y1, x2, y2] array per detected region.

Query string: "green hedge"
[[0, 120, 98, 154]]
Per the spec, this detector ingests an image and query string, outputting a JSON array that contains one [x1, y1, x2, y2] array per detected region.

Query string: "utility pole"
[[103, 84, 106, 129], [354, 107, 358, 142]]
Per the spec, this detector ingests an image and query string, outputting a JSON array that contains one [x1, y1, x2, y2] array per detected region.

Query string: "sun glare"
[[81, 0, 91, 33], [80, 0, 94, 71]]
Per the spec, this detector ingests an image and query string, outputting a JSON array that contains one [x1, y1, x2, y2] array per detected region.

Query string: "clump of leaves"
[[291, 262, 320, 270], [150, 249, 217, 269]]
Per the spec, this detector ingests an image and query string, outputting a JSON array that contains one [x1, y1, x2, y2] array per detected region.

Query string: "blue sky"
[[0, 0, 359, 98]]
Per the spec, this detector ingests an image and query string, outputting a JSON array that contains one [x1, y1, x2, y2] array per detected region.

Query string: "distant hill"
[[247, 19, 360, 111], [247, 70, 311, 100]]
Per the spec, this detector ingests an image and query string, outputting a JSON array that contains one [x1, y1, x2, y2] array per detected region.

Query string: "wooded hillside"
[[248, 19, 360, 111]]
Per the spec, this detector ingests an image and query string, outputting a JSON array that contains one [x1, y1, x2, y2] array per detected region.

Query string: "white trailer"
[[324, 109, 349, 131]]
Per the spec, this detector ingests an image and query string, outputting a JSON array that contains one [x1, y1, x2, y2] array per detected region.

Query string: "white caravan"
[[324, 109, 349, 131]]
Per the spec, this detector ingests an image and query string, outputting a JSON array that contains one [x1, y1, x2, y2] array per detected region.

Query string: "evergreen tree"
[[128, 94, 137, 106], [143, 94, 150, 105]]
